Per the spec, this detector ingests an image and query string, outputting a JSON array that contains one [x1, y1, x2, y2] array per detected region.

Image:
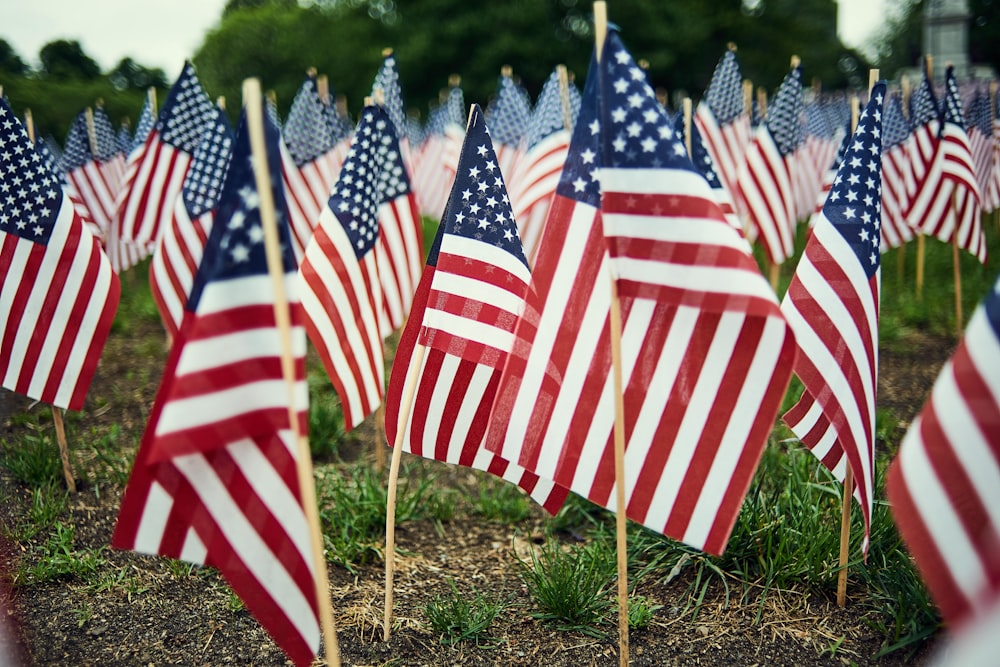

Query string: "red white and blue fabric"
[[487, 32, 795, 555], [299, 107, 391, 431], [385, 104, 569, 513], [112, 103, 320, 667], [880, 92, 916, 250], [0, 99, 121, 410], [782, 84, 886, 553]]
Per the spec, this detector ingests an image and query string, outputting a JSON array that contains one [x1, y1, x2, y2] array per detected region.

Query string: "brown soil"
[[0, 311, 952, 666]]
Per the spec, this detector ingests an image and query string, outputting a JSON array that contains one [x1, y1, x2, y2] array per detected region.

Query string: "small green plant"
[[1, 432, 64, 486], [316, 462, 433, 572], [516, 539, 616, 637], [627, 595, 661, 629], [72, 603, 94, 628], [19, 482, 70, 540], [15, 523, 106, 586], [424, 579, 507, 645], [308, 378, 352, 460], [471, 478, 532, 524]]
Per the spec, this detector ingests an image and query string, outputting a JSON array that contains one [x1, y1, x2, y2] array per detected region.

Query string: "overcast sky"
[[0, 0, 887, 76]]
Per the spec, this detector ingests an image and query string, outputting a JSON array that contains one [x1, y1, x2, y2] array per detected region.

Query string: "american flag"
[[905, 66, 986, 264], [116, 120, 132, 156], [887, 270, 1000, 628], [804, 99, 846, 219], [486, 70, 532, 179], [61, 107, 126, 242], [880, 92, 916, 250], [299, 106, 390, 431], [113, 62, 216, 259], [487, 32, 795, 555], [0, 98, 121, 411], [130, 94, 156, 154], [112, 101, 320, 667], [370, 52, 424, 333], [967, 90, 994, 211], [695, 48, 751, 218], [782, 83, 886, 553], [281, 74, 338, 263], [384, 104, 568, 513], [507, 66, 578, 263], [675, 109, 743, 233], [149, 106, 234, 340], [372, 112, 423, 333], [412, 83, 465, 219], [736, 64, 804, 265]]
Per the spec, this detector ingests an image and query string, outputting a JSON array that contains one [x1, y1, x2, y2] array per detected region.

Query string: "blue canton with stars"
[[882, 93, 910, 151], [822, 82, 885, 278], [188, 101, 295, 309], [0, 99, 63, 246], [766, 66, 805, 157], [941, 66, 966, 131], [327, 106, 392, 260], [156, 62, 217, 154], [182, 107, 234, 217], [600, 30, 696, 174], [909, 73, 940, 129], [372, 53, 408, 143], [284, 76, 333, 167], [554, 54, 601, 209], [525, 67, 579, 149], [704, 49, 744, 126], [375, 112, 412, 200], [487, 74, 531, 147], [442, 104, 527, 269], [59, 112, 93, 173]]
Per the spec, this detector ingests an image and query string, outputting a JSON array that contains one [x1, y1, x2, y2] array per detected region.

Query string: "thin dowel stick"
[[557, 64, 573, 132], [243, 78, 340, 667], [24, 110, 34, 142], [593, 4, 628, 665], [916, 234, 926, 299], [51, 408, 76, 493], [953, 221, 963, 338], [837, 465, 854, 606], [383, 344, 426, 641], [682, 98, 693, 158], [147, 87, 157, 116], [85, 107, 99, 157]]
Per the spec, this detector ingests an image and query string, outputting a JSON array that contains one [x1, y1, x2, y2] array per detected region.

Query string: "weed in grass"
[[20, 482, 69, 540], [72, 603, 94, 628], [227, 589, 246, 613], [471, 478, 532, 524], [627, 595, 661, 629], [316, 462, 433, 572], [308, 379, 352, 460], [424, 579, 507, 646], [1, 432, 64, 486], [516, 539, 616, 637], [164, 559, 197, 579], [15, 523, 106, 586], [85, 424, 134, 485]]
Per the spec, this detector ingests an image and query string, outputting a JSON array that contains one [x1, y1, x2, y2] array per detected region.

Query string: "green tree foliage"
[[0, 39, 28, 77], [196, 0, 869, 125], [39, 40, 101, 81], [969, 0, 1000, 73], [108, 58, 169, 91]]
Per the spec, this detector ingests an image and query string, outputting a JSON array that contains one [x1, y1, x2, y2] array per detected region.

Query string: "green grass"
[[15, 522, 106, 586], [315, 461, 434, 572], [470, 477, 533, 524], [516, 539, 617, 637], [424, 579, 508, 646], [1, 430, 64, 487]]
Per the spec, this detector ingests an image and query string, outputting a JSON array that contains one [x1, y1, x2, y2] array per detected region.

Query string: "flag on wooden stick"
[[782, 83, 887, 553], [112, 99, 321, 667], [487, 31, 795, 555], [0, 98, 121, 410], [298, 106, 392, 430], [385, 104, 568, 512]]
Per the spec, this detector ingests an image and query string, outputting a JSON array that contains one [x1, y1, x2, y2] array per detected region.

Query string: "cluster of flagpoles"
[[1, 0, 999, 665]]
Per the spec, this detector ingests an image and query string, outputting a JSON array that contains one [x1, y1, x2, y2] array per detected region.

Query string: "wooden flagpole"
[[592, 4, 629, 665], [557, 64, 574, 133], [741, 77, 755, 241], [382, 344, 426, 641], [243, 77, 341, 667], [952, 209, 964, 338], [991, 81, 999, 233], [24, 109, 78, 494], [682, 98, 693, 158]]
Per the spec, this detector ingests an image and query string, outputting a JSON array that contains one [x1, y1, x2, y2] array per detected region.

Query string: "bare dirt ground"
[[0, 308, 951, 667]]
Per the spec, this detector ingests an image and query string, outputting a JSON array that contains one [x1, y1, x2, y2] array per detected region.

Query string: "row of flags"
[[1, 22, 998, 665]]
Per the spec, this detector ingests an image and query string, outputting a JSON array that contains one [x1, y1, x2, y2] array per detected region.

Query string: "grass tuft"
[[424, 579, 507, 646]]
